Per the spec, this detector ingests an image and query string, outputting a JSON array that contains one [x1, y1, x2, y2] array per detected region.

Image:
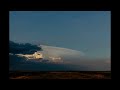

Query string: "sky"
[[9, 11, 111, 59]]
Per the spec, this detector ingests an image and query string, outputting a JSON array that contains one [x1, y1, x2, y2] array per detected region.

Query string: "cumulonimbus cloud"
[[38, 45, 85, 61], [9, 42, 111, 71]]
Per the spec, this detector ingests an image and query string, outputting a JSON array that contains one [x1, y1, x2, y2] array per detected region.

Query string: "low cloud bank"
[[9, 41, 111, 71]]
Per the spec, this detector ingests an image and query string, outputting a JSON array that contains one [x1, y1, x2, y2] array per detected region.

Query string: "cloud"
[[9, 42, 111, 71], [38, 45, 85, 60], [9, 41, 42, 54], [10, 54, 111, 71]]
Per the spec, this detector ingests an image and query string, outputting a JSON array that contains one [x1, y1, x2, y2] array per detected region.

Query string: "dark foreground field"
[[9, 71, 111, 79]]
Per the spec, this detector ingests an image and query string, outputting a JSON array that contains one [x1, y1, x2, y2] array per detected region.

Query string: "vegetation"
[[9, 71, 111, 79]]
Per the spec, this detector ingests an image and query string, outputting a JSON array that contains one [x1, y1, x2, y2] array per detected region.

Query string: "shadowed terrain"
[[9, 71, 111, 79]]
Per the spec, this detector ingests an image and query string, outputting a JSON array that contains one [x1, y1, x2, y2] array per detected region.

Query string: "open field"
[[9, 71, 111, 79]]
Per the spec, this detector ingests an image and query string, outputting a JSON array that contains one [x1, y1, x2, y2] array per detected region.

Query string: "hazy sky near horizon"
[[9, 11, 111, 58]]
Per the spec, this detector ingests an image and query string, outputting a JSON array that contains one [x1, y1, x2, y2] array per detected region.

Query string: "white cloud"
[[38, 45, 85, 62]]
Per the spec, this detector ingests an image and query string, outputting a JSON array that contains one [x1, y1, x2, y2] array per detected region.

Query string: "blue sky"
[[9, 11, 111, 58]]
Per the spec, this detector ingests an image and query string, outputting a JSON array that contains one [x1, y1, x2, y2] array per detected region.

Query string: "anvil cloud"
[[9, 42, 111, 71], [38, 45, 85, 61]]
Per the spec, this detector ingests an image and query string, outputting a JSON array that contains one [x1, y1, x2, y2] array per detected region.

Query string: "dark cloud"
[[9, 41, 111, 71], [9, 54, 110, 71], [9, 41, 42, 54]]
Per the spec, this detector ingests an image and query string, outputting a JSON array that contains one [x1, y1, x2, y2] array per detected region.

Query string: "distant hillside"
[[9, 41, 42, 54]]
